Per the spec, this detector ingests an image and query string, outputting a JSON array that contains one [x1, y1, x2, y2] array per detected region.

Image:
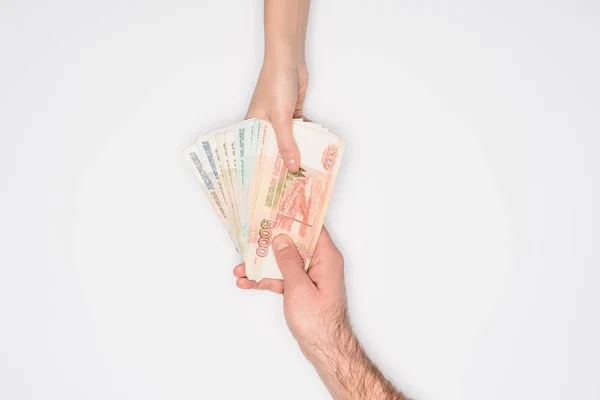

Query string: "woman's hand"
[[246, 61, 309, 173]]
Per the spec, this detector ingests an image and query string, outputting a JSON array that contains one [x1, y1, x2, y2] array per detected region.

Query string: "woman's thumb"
[[271, 116, 301, 172]]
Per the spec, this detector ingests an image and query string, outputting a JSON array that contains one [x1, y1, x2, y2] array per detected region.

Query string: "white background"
[[1, 1, 599, 399]]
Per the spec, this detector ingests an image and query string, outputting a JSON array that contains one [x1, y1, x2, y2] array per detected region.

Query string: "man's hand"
[[271, 227, 347, 359], [233, 229, 408, 400], [233, 229, 346, 348]]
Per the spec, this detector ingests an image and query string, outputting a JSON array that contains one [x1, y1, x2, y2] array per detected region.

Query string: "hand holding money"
[[247, 63, 309, 173], [246, 0, 310, 174], [184, 118, 344, 281], [233, 229, 407, 399]]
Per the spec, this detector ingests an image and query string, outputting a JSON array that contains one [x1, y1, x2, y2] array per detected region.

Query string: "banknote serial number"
[[256, 219, 273, 257]]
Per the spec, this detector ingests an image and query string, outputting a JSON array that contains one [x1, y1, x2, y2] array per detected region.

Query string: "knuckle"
[[328, 250, 344, 269], [282, 253, 302, 264], [278, 144, 296, 156], [258, 280, 272, 291], [336, 252, 345, 267], [279, 249, 303, 265]]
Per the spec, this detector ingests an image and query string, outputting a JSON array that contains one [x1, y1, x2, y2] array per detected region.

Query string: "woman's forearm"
[[263, 0, 310, 67]]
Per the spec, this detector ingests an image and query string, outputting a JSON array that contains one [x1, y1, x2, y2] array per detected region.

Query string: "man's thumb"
[[272, 234, 311, 288]]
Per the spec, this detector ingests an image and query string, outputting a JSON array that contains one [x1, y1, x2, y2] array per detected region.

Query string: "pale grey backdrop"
[[1, 1, 599, 399]]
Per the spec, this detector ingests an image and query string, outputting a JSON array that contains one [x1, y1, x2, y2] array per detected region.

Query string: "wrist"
[[298, 307, 357, 370], [260, 55, 308, 89], [263, 47, 305, 71]]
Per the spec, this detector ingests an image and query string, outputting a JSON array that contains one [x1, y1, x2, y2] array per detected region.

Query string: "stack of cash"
[[184, 118, 344, 281]]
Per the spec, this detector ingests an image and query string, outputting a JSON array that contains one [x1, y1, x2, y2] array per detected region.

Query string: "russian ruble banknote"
[[184, 118, 344, 281]]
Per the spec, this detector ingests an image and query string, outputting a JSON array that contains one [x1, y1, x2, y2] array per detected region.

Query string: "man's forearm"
[[264, 0, 310, 66], [305, 310, 408, 400]]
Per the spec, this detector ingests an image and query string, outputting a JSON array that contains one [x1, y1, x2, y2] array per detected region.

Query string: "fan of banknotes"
[[184, 118, 344, 281]]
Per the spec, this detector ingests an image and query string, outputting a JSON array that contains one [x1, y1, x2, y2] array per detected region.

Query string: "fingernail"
[[272, 236, 289, 252], [286, 159, 297, 170]]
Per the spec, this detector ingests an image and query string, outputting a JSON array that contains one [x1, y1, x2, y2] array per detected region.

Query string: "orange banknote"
[[244, 123, 344, 280]]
